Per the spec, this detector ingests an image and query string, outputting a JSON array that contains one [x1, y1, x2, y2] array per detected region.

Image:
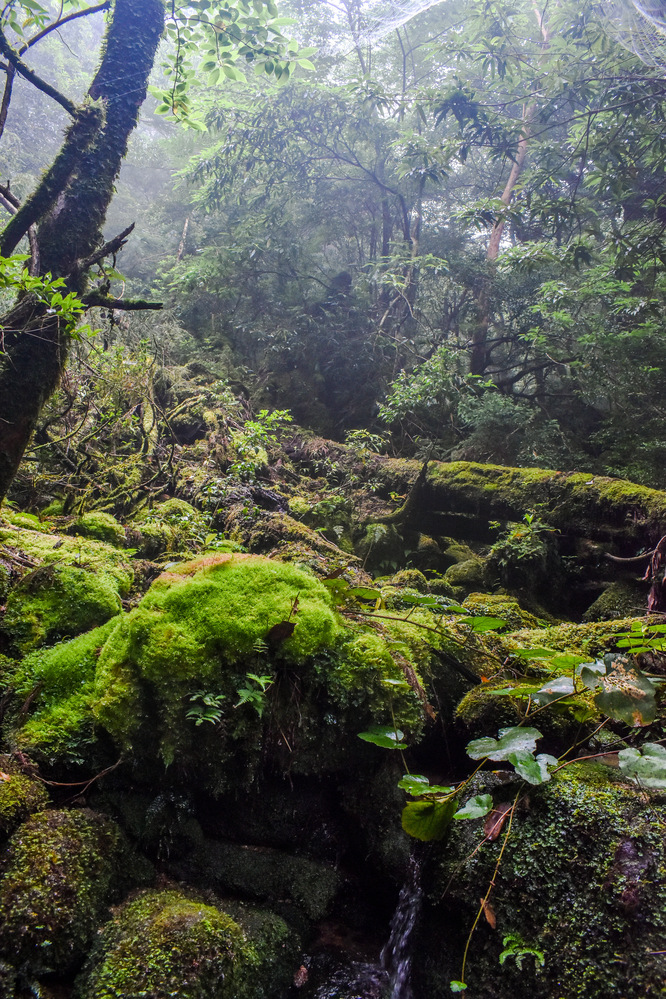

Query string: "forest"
[[2, 0, 666, 996]]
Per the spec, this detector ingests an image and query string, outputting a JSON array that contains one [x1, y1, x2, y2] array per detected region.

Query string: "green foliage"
[[234, 673, 273, 717], [0, 255, 94, 341], [186, 689, 226, 725], [229, 409, 292, 482], [498, 933, 545, 971], [401, 798, 457, 842], [358, 725, 407, 750], [618, 744, 666, 789], [579, 654, 657, 727]]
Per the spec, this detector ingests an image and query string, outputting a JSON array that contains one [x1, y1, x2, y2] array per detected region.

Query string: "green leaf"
[[587, 654, 656, 727], [401, 798, 456, 841], [358, 725, 407, 750], [465, 616, 506, 633], [450, 982, 468, 992], [297, 57, 316, 70], [512, 647, 557, 659], [453, 793, 493, 819], [533, 675, 576, 704], [618, 743, 666, 788], [467, 726, 542, 761], [349, 586, 382, 601], [398, 774, 454, 796], [508, 751, 558, 785]]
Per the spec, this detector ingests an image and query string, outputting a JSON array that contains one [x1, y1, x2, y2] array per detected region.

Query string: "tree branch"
[[19, 1, 111, 55], [75, 223, 135, 273], [0, 102, 103, 258], [81, 293, 163, 311], [0, 61, 13, 141], [0, 24, 76, 116]]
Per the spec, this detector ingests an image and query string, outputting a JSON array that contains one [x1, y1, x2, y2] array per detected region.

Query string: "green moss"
[[509, 617, 639, 657], [390, 568, 430, 591], [0, 756, 49, 837], [418, 765, 666, 998], [9, 619, 123, 765], [0, 524, 132, 652], [0, 809, 135, 975], [462, 592, 543, 630], [75, 888, 299, 999], [443, 557, 488, 594], [4, 511, 42, 531], [131, 498, 208, 559], [2, 565, 123, 652], [70, 512, 126, 548], [426, 461, 666, 541]]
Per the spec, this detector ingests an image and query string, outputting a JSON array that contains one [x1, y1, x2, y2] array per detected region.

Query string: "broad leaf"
[[466, 616, 507, 633], [398, 774, 454, 796], [450, 983, 468, 993], [453, 793, 493, 819], [358, 725, 407, 749], [508, 751, 558, 785], [532, 675, 575, 705], [618, 743, 666, 789], [401, 798, 457, 841], [467, 726, 542, 761], [583, 654, 656, 727]]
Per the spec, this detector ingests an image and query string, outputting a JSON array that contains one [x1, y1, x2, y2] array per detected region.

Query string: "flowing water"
[[380, 853, 423, 999], [302, 853, 423, 999]]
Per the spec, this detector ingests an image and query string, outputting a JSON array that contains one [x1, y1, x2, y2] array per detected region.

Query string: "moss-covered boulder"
[[462, 592, 543, 631], [414, 765, 666, 998], [582, 580, 647, 622], [0, 756, 49, 838], [75, 888, 299, 999], [0, 523, 131, 652], [10, 618, 121, 767], [443, 557, 489, 596], [130, 498, 208, 559], [0, 808, 147, 976], [10, 553, 430, 790]]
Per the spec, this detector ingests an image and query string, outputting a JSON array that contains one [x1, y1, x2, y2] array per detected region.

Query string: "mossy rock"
[[390, 568, 430, 592], [10, 618, 120, 767], [11, 554, 426, 788], [0, 756, 49, 838], [74, 888, 299, 999], [582, 580, 647, 622], [69, 512, 126, 548], [354, 522, 404, 572], [443, 557, 489, 595], [0, 808, 146, 976], [171, 839, 340, 922], [0, 525, 132, 652], [410, 534, 442, 571], [131, 498, 208, 559], [415, 765, 666, 998], [462, 592, 543, 631], [508, 617, 639, 658], [2, 564, 123, 652]]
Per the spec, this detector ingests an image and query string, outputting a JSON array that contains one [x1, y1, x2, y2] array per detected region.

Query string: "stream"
[[300, 853, 423, 999]]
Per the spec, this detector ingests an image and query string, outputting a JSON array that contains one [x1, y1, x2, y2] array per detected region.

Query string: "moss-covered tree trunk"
[[0, 0, 164, 504]]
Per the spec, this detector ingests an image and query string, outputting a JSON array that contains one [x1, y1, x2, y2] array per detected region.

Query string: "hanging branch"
[[81, 293, 163, 311], [0, 25, 76, 116]]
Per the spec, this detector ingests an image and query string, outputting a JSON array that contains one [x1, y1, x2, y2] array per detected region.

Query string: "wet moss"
[[462, 592, 543, 630], [75, 888, 299, 999], [417, 764, 666, 998], [0, 808, 141, 976], [582, 581, 647, 622], [130, 498, 208, 559], [0, 524, 132, 651]]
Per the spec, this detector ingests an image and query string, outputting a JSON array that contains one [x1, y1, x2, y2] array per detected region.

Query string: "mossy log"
[[370, 457, 666, 546]]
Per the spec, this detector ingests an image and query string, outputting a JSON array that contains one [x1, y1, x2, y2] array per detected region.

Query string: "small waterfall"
[[380, 853, 423, 999]]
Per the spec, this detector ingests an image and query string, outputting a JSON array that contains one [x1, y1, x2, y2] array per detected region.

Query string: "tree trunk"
[[0, 0, 164, 503]]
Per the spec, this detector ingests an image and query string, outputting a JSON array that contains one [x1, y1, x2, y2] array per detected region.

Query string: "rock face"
[[414, 765, 666, 999]]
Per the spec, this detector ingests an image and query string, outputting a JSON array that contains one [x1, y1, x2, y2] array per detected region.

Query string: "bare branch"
[[0, 24, 76, 116], [19, 1, 111, 55], [75, 223, 135, 273]]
